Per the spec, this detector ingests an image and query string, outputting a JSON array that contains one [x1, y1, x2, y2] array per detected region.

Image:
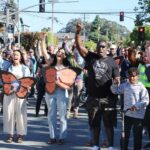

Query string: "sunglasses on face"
[[99, 45, 106, 48]]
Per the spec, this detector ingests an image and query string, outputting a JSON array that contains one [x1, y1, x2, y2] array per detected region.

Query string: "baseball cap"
[[110, 44, 117, 49]]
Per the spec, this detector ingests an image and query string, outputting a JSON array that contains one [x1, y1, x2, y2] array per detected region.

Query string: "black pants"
[[144, 104, 150, 138], [36, 77, 47, 116], [144, 88, 150, 139], [124, 116, 143, 150], [86, 96, 117, 147]]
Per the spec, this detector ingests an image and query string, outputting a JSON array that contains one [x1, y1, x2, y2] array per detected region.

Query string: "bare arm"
[[75, 23, 89, 57], [40, 33, 53, 66], [35, 40, 42, 60]]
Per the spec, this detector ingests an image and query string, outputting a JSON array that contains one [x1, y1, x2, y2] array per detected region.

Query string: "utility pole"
[[4, 0, 10, 45], [17, 0, 20, 47], [48, 0, 78, 45], [51, 0, 54, 45], [82, 13, 89, 41]]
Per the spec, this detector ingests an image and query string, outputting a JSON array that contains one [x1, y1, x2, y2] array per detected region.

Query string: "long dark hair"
[[13, 50, 26, 65], [51, 48, 71, 67], [128, 48, 139, 67]]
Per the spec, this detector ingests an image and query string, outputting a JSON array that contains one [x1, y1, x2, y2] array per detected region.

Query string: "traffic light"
[[39, 0, 45, 12], [120, 12, 124, 21], [8, 25, 14, 33], [138, 27, 145, 41], [20, 18, 23, 24]]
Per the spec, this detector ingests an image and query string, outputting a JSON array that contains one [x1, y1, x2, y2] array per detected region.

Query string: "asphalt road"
[[0, 98, 149, 150]]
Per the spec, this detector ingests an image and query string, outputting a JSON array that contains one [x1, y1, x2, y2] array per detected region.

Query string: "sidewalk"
[[0, 98, 149, 150]]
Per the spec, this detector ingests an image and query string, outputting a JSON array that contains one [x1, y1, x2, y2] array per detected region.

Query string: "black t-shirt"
[[84, 51, 119, 98]]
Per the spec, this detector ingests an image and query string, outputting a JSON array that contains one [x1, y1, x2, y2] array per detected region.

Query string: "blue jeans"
[[45, 88, 68, 139]]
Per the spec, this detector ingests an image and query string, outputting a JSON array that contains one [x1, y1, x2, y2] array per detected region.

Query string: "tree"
[[135, 0, 150, 26], [89, 15, 102, 42], [88, 15, 130, 43], [130, 26, 150, 46], [15, 32, 58, 50], [58, 17, 130, 44], [84, 40, 96, 51], [58, 18, 82, 33], [58, 18, 91, 37]]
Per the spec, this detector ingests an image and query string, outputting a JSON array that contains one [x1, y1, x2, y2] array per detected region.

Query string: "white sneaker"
[[92, 145, 100, 150], [108, 147, 114, 150]]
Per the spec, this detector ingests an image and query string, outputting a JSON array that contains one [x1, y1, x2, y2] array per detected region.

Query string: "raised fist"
[[76, 23, 83, 33]]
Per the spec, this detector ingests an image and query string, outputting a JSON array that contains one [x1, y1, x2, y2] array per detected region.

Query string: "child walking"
[[111, 67, 149, 150]]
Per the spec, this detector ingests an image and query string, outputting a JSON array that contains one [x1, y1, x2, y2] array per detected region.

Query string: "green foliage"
[[130, 26, 150, 46], [135, 0, 150, 25], [47, 32, 58, 45], [58, 16, 130, 45], [58, 18, 91, 37], [59, 18, 82, 33], [88, 15, 130, 43], [99, 35, 109, 42], [84, 40, 96, 51]]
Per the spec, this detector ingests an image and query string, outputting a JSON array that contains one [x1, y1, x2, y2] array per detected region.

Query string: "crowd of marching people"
[[0, 23, 149, 150]]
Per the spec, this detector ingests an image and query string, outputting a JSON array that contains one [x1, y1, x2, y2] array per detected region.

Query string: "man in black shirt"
[[75, 23, 120, 150]]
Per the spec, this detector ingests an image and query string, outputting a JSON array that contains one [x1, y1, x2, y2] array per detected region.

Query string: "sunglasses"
[[99, 45, 106, 48]]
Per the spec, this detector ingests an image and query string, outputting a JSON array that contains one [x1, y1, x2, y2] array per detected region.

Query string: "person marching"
[[111, 67, 149, 150], [75, 23, 120, 150], [3, 50, 31, 143], [138, 48, 150, 149], [40, 34, 76, 145]]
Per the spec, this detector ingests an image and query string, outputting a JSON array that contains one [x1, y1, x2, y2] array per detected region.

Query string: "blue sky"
[[17, 0, 139, 32]]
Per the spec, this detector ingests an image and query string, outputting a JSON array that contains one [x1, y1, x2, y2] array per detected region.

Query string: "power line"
[[22, 12, 49, 19], [21, 10, 145, 15]]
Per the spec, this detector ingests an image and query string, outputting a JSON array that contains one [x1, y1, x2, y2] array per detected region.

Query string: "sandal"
[[47, 139, 57, 144], [6, 136, 13, 143], [16, 135, 23, 143], [57, 139, 65, 145]]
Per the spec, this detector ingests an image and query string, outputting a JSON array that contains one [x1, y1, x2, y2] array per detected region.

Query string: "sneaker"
[[66, 111, 70, 119], [92, 145, 100, 150], [108, 147, 114, 150]]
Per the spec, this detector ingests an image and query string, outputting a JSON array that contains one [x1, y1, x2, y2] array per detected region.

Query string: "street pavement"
[[0, 98, 149, 150]]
